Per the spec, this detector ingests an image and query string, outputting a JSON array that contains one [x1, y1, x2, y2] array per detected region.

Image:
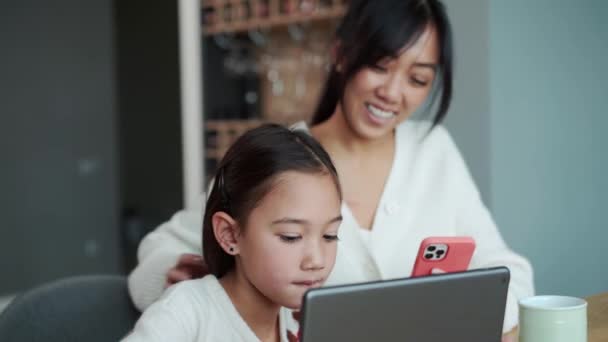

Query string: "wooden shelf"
[[202, 0, 347, 36], [205, 119, 264, 160]]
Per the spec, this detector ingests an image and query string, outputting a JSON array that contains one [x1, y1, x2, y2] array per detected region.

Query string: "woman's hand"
[[502, 326, 518, 342], [165, 253, 209, 287]]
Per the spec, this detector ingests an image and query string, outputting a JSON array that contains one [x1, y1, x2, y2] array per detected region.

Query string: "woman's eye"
[[370, 64, 387, 72], [411, 77, 429, 87], [323, 234, 340, 242], [279, 235, 301, 243]]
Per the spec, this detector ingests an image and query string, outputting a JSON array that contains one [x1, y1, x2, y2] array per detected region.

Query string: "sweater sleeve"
[[128, 198, 204, 311], [121, 284, 201, 342], [438, 126, 535, 333]]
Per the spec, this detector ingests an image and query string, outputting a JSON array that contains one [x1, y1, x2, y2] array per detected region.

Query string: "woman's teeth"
[[367, 104, 395, 119]]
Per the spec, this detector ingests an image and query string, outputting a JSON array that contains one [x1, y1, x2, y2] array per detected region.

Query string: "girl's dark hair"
[[312, 0, 453, 127], [203, 124, 341, 278]]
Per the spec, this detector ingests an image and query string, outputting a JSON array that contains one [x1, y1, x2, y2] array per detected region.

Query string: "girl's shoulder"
[[128, 276, 220, 340], [158, 275, 221, 309]]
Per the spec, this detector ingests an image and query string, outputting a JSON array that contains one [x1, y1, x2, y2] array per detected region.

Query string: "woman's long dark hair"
[[312, 0, 453, 127], [202, 124, 342, 278]]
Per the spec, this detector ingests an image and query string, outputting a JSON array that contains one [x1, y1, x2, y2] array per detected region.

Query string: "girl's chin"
[[275, 299, 301, 311], [270, 294, 303, 311], [286, 303, 301, 311]]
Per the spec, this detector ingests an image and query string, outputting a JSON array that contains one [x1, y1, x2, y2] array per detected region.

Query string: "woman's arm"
[[456, 192, 533, 334], [439, 127, 534, 334], [127, 206, 203, 311]]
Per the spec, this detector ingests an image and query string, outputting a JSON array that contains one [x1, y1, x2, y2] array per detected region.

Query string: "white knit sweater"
[[122, 275, 298, 341], [127, 120, 534, 333]]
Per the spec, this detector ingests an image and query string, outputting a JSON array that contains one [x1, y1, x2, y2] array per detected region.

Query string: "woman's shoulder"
[[397, 120, 457, 153], [290, 121, 310, 133], [394, 120, 472, 186]]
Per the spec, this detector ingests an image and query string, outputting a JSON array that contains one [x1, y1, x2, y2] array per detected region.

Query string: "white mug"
[[519, 295, 587, 342]]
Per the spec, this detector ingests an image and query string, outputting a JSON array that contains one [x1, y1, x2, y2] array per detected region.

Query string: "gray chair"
[[0, 275, 140, 342]]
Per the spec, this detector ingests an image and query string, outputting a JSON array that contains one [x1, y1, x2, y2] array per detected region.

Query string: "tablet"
[[300, 267, 510, 342]]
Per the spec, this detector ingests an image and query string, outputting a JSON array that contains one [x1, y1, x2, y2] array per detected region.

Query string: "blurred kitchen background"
[[1, 0, 606, 311]]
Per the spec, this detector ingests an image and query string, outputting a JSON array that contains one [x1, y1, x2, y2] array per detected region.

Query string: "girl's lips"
[[293, 279, 322, 287]]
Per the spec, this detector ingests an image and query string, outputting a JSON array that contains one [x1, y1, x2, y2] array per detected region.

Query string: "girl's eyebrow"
[[271, 218, 308, 226], [271, 215, 343, 227], [328, 215, 343, 224]]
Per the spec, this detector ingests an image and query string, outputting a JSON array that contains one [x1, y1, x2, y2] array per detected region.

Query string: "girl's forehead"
[[265, 171, 337, 199], [248, 172, 341, 219]]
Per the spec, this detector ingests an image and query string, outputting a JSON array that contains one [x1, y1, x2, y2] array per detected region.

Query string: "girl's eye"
[[279, 235, 301, 243], [323, 234, 340, 242]]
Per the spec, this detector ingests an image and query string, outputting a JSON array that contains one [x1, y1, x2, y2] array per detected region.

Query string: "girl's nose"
[[301, 243, 325, 271]]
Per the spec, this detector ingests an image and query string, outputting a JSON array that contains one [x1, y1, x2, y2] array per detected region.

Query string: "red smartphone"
[[411, 236, 476, 277]]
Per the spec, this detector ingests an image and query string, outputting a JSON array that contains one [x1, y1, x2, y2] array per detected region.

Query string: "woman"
[[128, 0, 533, 339]]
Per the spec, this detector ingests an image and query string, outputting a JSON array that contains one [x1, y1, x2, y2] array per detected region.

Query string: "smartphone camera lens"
[[436, 250, 445, 256], [427, 245, 436, 252], [424, 253, 434, 259]]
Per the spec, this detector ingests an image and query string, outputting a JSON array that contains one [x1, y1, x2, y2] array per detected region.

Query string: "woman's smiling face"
[[339, 25, 440, 140]]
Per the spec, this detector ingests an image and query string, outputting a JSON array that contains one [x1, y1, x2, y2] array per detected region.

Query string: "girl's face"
[[235, 171, 342, 309], [340, 25, 440, 140]]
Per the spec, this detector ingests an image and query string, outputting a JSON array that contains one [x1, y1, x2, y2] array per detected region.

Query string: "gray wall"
[[443, 0, 491, 205], [443, 0, 607, 297], [489, 1, 608, 296], [114, 0, 183, 269], [0, 0, 185, 294], [0, 0, 121, 294]]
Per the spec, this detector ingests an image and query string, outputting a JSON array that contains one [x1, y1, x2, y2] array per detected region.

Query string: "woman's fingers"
[[501, 334, 516, 342], [165, 254, 209, 287], [176, 253, 205, 267], [176, 253, 209, 277], [166, 268, 192, 286]]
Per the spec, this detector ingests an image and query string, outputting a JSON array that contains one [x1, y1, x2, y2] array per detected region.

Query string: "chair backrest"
[[0, 275, 140, 342]]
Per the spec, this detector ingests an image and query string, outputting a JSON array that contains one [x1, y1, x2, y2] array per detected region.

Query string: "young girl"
[[122, 124, 342, 341]]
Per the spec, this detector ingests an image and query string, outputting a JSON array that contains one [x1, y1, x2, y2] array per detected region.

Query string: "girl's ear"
[[212, 211, 241, 255]]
